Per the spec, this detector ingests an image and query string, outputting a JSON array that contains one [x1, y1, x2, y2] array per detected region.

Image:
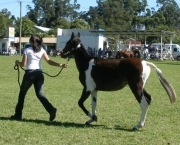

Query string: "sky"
[[0, 0, 180, 18]]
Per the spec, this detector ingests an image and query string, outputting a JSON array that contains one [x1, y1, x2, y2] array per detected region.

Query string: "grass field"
[[0, 55, 180, 145]]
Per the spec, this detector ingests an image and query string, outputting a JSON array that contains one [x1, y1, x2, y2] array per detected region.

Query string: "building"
[[0, 26, 56, 55], [56, 29, 107, 56]]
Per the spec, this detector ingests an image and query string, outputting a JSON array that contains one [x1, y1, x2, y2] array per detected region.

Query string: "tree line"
[[0, 0, 180, 44]]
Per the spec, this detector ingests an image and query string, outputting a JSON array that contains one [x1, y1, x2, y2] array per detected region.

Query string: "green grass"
[[0, 55, 180, 145]]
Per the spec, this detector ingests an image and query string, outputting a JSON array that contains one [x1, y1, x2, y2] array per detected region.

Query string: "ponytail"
[[29, 34, 43, 52]]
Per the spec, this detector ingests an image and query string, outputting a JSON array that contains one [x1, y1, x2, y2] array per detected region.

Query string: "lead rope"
[[14, 57, 71, 87], [14, 65, 23, 87], [42, 57, 70, 77]]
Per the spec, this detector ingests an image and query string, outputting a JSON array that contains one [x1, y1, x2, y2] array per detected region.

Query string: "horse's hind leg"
[[131, 88, 152, 130], [134, 89, 152, 130], [86, 90, 98, 124], [128, 81, 152, 130]]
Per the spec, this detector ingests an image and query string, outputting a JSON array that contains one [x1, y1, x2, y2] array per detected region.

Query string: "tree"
[[26, 4, 39, 25], [124, 0, 148, 30], [173, 29, 180, 44], [79, 0, 150, 30], [79, 6, 101, 29], [70, 19, 90, 29], [15, 17, 36, 37], [26, 0, 80, 28], [50, 17, 71, 31], [156, 0, 180, 29], [0, 9, 14, 39], [144, 11, 166, 30]]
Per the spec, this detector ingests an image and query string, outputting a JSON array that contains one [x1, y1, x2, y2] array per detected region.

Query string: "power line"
[[0, 0, 33, 18], [0, 1, 32, 5], [0, 1, 19, 5], [6, 3, 20, 16], [0, 1, 33, 10]]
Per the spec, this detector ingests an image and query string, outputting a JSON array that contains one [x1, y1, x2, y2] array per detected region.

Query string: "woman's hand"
[[15, 60, 20, 65], [60, 63, 68, 68]]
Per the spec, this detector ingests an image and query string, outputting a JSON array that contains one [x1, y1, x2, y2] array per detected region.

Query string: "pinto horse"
[[61, 32, 176, 130]]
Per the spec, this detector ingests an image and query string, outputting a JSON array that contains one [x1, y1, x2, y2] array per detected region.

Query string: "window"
[[174, 48, 177, 52]]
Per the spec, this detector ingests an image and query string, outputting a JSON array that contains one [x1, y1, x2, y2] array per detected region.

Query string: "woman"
[[11, 34, 68, 121]]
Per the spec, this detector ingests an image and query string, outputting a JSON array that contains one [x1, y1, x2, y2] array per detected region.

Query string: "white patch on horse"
[[141, 60, 151, 88], [138, 95, 149, 128], [135, 60, 151, 129], [85, 59, 96, 92]]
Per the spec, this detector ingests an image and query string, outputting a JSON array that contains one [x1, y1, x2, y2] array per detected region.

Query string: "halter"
[[72, 43, 81, 51], [14, 58, 70, 87], [76, 43, 81, 48]]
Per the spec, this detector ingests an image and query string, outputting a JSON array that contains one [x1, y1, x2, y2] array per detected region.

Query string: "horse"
[[116, 49, 141, 59], [61, 32, 176, 130], [116, 50, 134, 58]]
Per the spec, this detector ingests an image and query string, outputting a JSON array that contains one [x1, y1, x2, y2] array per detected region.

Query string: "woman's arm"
[[43, 52, 68, 68], [15, 54, 27, 67]]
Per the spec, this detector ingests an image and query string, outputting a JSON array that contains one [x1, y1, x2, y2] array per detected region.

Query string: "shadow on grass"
[[0, 116, 136, 132], [114, 125, 141, 132]]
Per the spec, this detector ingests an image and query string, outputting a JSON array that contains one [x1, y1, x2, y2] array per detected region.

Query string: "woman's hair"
[[29, 34, 43, 52]]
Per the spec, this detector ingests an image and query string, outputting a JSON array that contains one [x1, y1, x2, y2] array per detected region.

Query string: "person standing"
[[11, 34, 68, 121], [98, 48, 102, 58]]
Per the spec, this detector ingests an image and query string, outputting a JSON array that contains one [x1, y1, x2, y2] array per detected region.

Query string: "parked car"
[[151, 43, 180, 60], [165, 44, 180, 59]]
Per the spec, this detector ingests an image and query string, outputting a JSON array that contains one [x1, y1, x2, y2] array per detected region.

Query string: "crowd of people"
[[2, 41, 165, 61], [98, 47, 114, 58], [96, 45, 162, 60], [142, 44, 161, 60], [49, 48, 62, 56], [87, 47, 114, 58]]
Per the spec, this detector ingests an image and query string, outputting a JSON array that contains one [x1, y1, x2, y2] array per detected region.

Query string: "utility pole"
[[19, 1, 22, 55]]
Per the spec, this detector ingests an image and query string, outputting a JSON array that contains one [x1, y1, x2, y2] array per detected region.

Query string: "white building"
[[56, 29, 107, 56], [0, 37, 16, 54], [0, 26, 56, 55]]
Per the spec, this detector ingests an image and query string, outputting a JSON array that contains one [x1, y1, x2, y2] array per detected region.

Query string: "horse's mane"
[[79, 43, 93, 58]]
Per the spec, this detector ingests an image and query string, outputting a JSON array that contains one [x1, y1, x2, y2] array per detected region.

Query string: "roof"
[[14, 37, 56, 43], [89, 30, 176, 37], [33, 26, 51, 32]]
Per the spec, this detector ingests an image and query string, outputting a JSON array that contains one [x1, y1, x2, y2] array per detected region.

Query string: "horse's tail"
[[146, 61, 176, 103]]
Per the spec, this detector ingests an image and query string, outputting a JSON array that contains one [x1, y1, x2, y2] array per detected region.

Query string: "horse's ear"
[[71, 32, 75, 39], [77, 32, 80, 38]]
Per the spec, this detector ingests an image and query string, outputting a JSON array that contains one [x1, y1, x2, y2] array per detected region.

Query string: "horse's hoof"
[[92, 115, 97, 122], [133, 126, 138, 131]]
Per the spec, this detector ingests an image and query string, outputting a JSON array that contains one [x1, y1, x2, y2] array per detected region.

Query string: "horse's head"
[[61, 32, 81, 58]]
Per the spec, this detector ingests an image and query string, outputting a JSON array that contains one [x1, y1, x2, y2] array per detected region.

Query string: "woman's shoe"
[[11, 115, 22, 120], [49, 108, 57, 121]]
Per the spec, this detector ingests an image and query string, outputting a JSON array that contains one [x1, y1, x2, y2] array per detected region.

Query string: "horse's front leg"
[[86, 90, 98, 124], [78, 88, 92, 123]]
